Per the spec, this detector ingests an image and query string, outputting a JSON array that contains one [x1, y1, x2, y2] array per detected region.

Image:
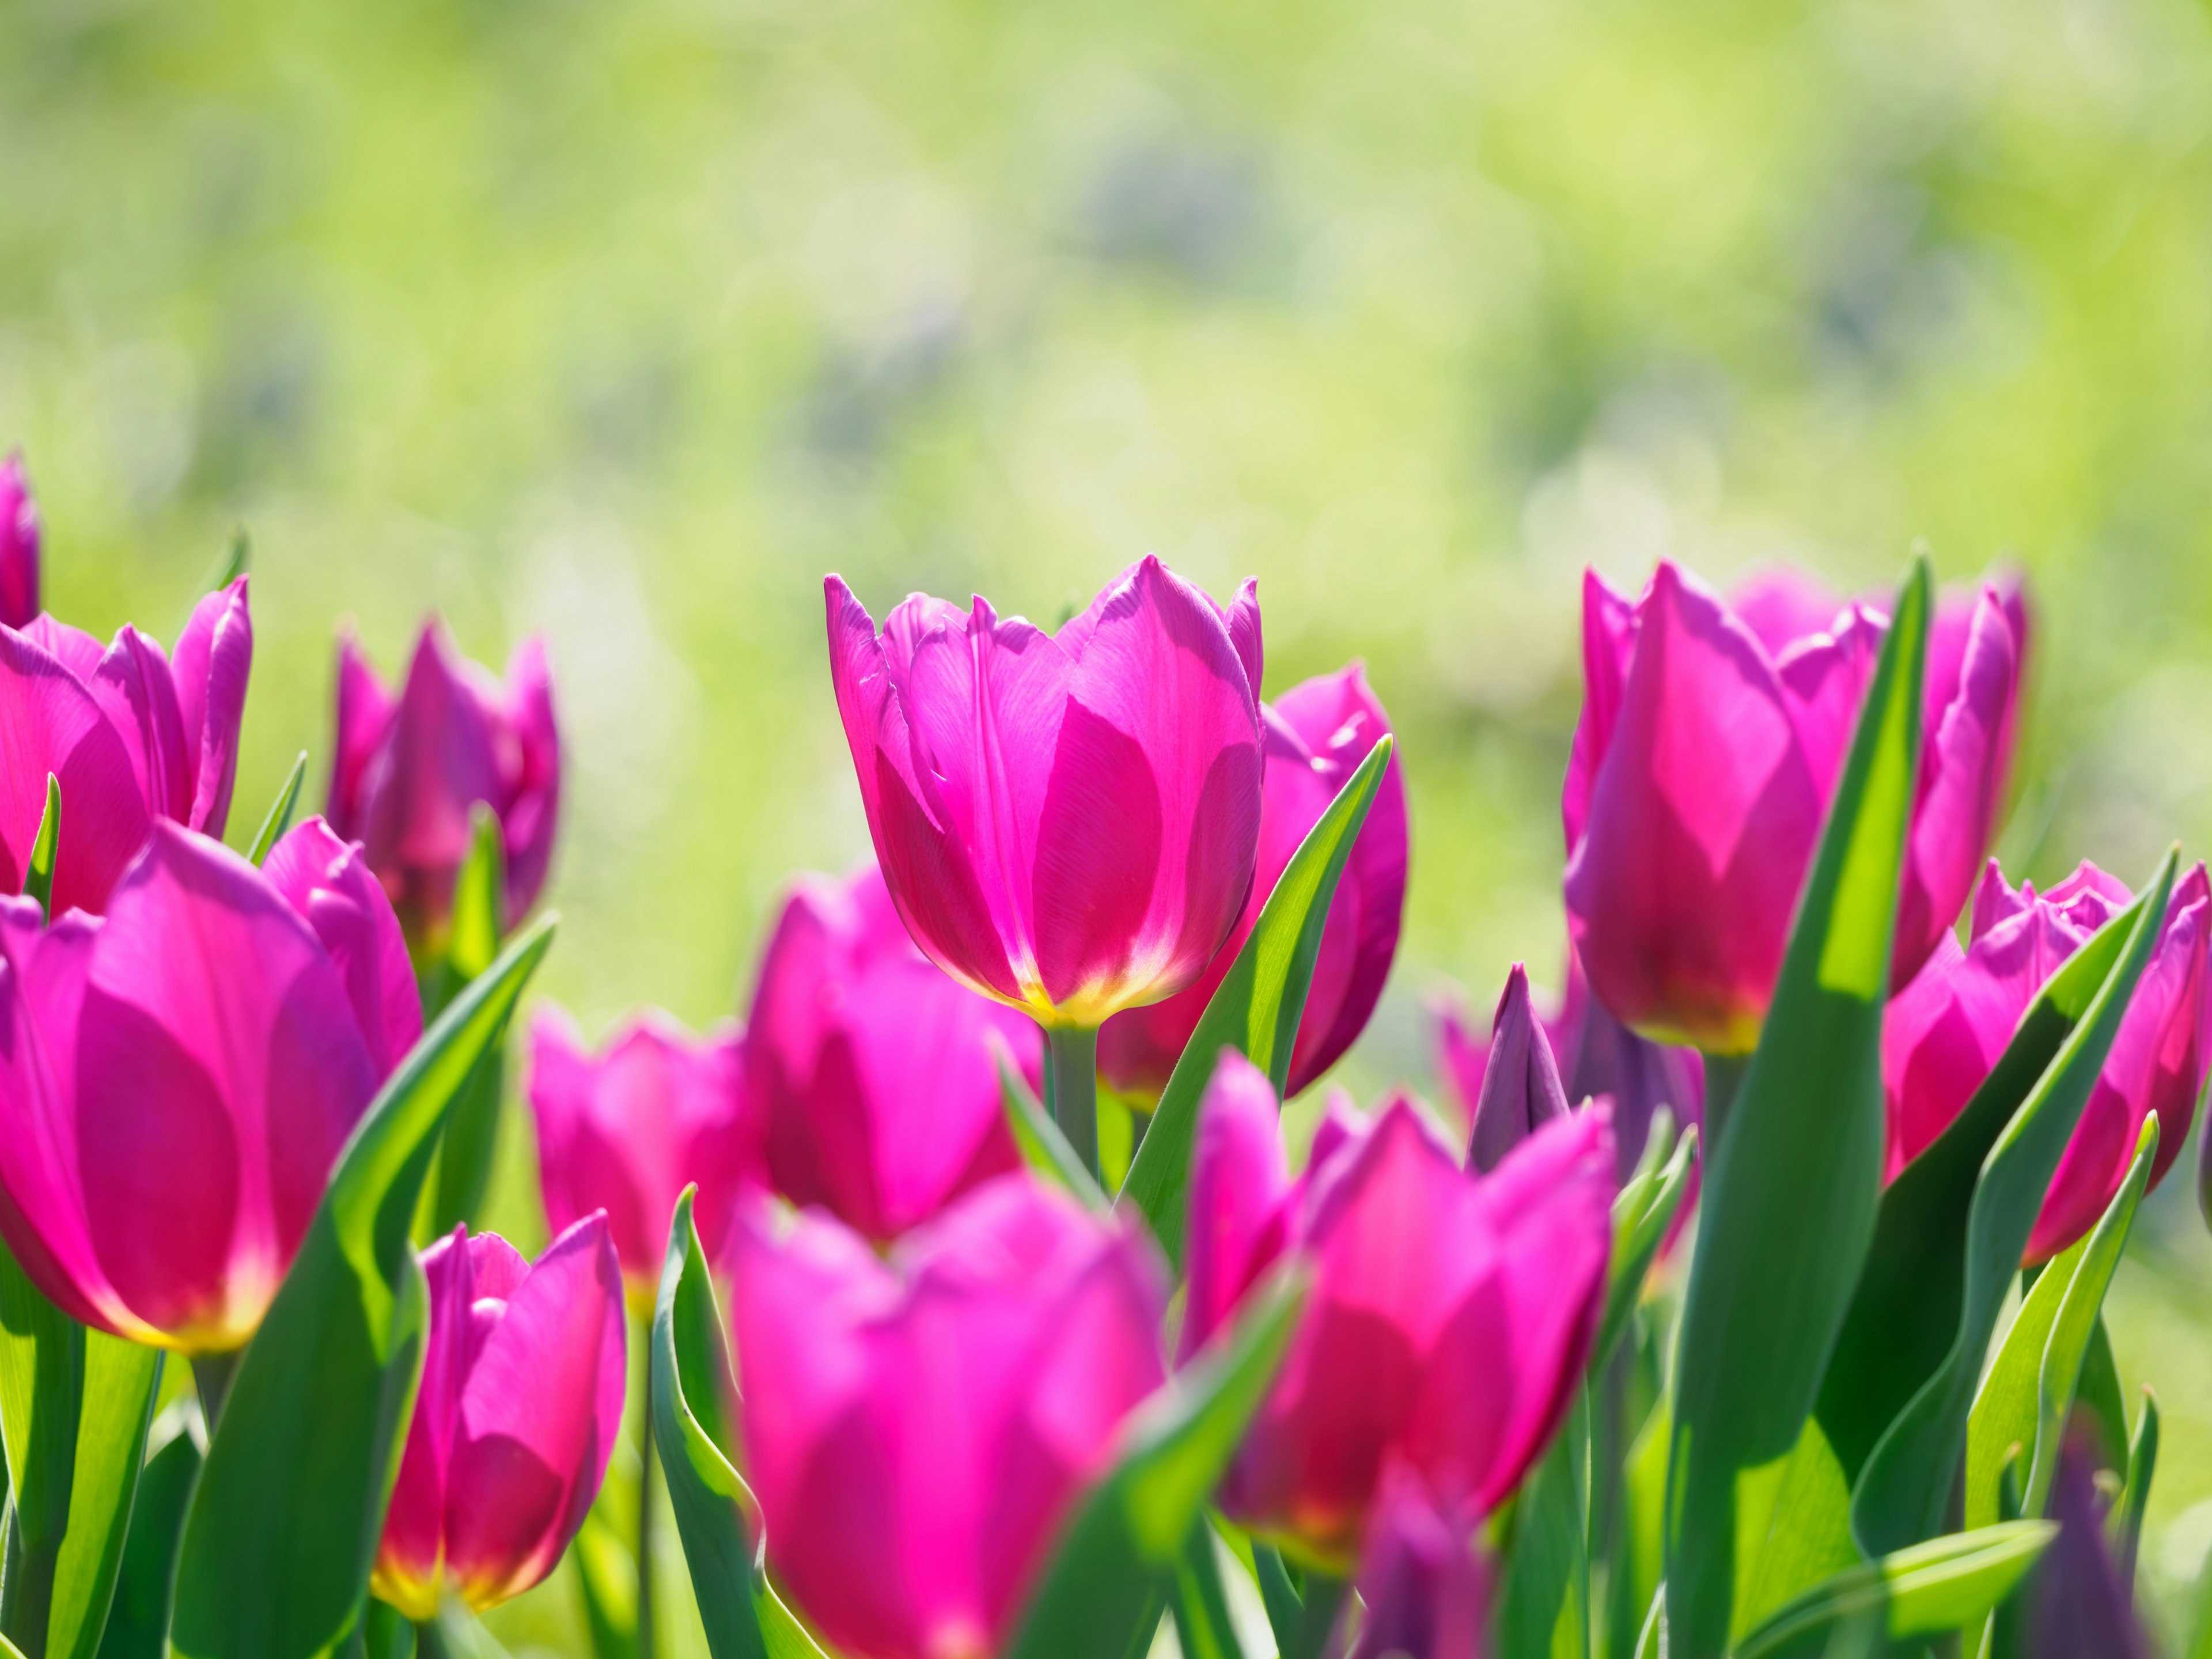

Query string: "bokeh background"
[[9, 0, 2212, 1647]]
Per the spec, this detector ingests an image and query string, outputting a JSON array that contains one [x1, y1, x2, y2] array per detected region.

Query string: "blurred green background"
[[9, 0, 2212, 1647]]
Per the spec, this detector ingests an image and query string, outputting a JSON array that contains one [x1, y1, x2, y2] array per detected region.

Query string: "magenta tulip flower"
[[0, 451, 39, 630], [326, 622, 560, 952], [728, 1174, 1168, 1659], [0, 574, 252, 916], [1187, 1053, 1612, 1566], [372, 1216, 626, 1619], [0, 820, 411, 1351], [824, 555, 1264, 1029], [527, 1006, 754, 1295], [261, 816, 425, 1080], [744, 863, 1033, 1244], [1344, 1469, 1491, 1659], [1563, 562, 2026, 1053], [1885, 858, 2210, 1262], [1099, 664, 1407, 1099]]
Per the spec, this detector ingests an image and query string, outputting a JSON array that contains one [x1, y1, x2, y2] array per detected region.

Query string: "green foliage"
[[22, 778, 58, 921], [244, 752, 308, 868], [169, 915, 555, 1659], [92, 1413, 199, 1659], [1729, 1524, 2056, 1659]]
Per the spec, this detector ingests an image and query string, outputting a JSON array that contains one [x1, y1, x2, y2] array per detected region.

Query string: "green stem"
[[191, 1350, 241, 1433], [1046, 1025, 1101, 1184], [637, 1330, 658, 1659], [1699, 1051, 1752, 1160]]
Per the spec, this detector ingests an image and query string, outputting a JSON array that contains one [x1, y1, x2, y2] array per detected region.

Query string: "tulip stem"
[[1046, 1025, 1101, 1184], [191, 1350, 240, 1433], [637, 1336, 658, 1659], [1699, 1051, 1751, 1158]]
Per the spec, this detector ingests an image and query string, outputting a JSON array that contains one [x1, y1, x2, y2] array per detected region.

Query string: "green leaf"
[[999, 1047, 1108, 1211], [23, 776, 58, 921], [1606, 1395, 1669, 1659], [1728, 1418, 1857, 1645], [0, 1243, 166, 1659], [1730, 1524, 2055, 1659], [573, 1504, 639, 1659], [1004, 1270, 1309, 1659], [1495, 1387, 1590, 1659], [2109, 1389, 2156, 1587], [169, 914, 555, 1659], [421, 806, 509, 1238], [1662, 560, 1931, 1659], [92, 1408, 200, 1659], [245, 752, 309, 868], [1591, 1113, 1695, 1373], [1964, 1115, 2158, 1531], [1246, 1540, 1302, 1658], [1116, 738, 1392, 1270], [1820, 854, 2171, 1550], [1167, 1526, 1248, 1659], [649, 1190, 827, 1659]]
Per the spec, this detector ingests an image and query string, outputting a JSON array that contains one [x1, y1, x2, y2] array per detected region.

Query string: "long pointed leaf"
[[1004, 1271, 1309, 1659], [1663, 559, 1930, 1658], [169, 915, 555, 1659], [1592, 1114, 1695, 1373], [41, 1334, 162, 1659], [245, 753, 308, 868], [1118, 738, 1392, 1269], [1849, 848, 2176, 1556], [92, 1408, 200, 1659], [1496, 1387, 1591, 1658], [1730, 1523, 2054, 1659], [425, 806, 509, 1236], [22, 777, 57, 919]]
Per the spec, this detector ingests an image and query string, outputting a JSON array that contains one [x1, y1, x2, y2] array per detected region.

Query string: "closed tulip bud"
[[0, 577, 254, 915], [0, 821, 407, 1351], [1346, 1469, 1491, 1659], [527, 1007, 753, 1297], [744, 863, 1033, 1244], [1564, 562, 2025, 1053], [327, 622, 560, 953], [1100, 663, 1407, 1099], [825, 556, 1264, 1029], [1188, 1053, 1613, 1566], [729, 1175, 1168, 1659], [2020, 1441, 2147, 1659], [1463, 964, 1570, 1175], [0, 451, 40, 630], [1887, 858, 2210, 1262], [372, 1217, 626, 1619]]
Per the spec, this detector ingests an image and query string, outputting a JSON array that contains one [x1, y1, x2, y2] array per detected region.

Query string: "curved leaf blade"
[[1663, 560, 1930, 1658], [245, 752, 308, 868], [170, 915, 555, 1659], [1118, 738, 1392, 1270], [1732, 1523, 2055, 1659], [92, 1409, 201, 1659]]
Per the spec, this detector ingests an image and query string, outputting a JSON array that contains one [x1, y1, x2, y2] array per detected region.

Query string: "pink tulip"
[[728, 1174, 1168, 1659], [1099, 664, 1407, 1099], [1885, 858, 2211, 1262], [326, 622, 560, 951], [0, 820, 407, 1351], [1345, 1469, 1491, 1659], [0, 452, 39, 630], [824, 556, 1264, 1028], [527, 1007, 753, 1294], [260, 817, 424, 1078], [744, 863, 1033, 1244], [1563, 562, 2025, 1053], [1187, 1054, 1613, 1566], [372, 1217, 626, 1619]]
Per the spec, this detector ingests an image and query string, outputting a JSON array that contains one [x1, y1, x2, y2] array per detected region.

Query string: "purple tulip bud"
[[0, 452, 41, 630], [1100, 663, 1408, 1099], [1346, 1468, 1491, 1659], [1465, 964, 1570, 1174], [1188, 1053, 1613, 1566], [326, 622, 560, 952], [743, 863, 1033, 1244], [527, 1007, 753, 1295], [0, 823, 396, 1351], [729, 1174, 1168, 1659], [1887, 858, 2211, 1262], [372, 1217, 626, 1618], [2021, 1441, 2147, 1659], [824, 556, 1264, 1029], [1564, 562, 2025, 1053]]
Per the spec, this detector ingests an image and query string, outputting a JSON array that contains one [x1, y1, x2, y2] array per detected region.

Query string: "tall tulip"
[[372, 1217, 626, 1620], [728, 1174, 1168, 1659], [1885, 858, 2210, 1262], [1187, 1053, 1612, 1566], [0, 573, 252, 916], [1563, 562, 2025, 1054], [1099, 663, 1407, 1100], [1344, 1469, 1491, 1659], [326, 622, 560, 953], [0, 451, 38, 630], [0, 820, 410, 1351], [527, 1007, 753, 1296], [825, 557, 1264, 1172], [744, 863, 1033, 1243]]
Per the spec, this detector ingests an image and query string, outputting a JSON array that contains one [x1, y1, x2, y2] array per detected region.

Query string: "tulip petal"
[[1181, 1052, 1293, 1361], [0, 454, 39, 630], [374, 1226, 473, 1619], [496, 635, 560, 919], [1561, 569, 1636, 853], [1347, 1469, 1491, 1659], [1467, 965, 1570, 1175], [327, 633, 396, 841], [262, 817, 423, 1080], [0, 628, 154, 917], [172, 577, 253, 838], [88, 626, 193, 824]]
